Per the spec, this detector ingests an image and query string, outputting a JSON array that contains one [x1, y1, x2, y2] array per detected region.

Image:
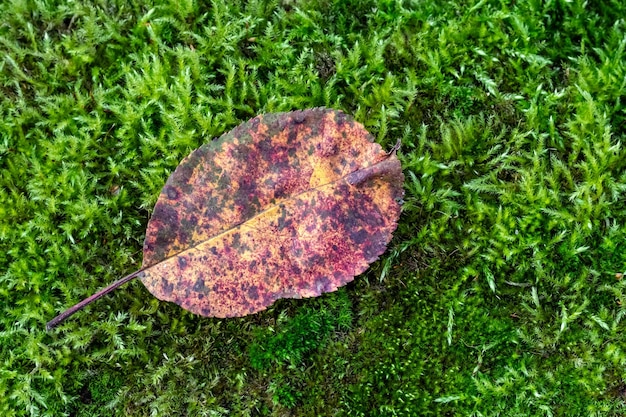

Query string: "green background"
[[1, 0, 626, 415]]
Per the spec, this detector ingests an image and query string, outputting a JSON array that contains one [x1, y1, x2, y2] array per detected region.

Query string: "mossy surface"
[[1, 0, 626, 415]]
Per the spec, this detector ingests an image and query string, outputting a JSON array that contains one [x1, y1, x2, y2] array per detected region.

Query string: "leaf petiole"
[[46, 269, 145, 331]]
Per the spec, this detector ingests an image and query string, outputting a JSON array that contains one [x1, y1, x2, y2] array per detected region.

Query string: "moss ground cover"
[[1, 0, 626, 415]]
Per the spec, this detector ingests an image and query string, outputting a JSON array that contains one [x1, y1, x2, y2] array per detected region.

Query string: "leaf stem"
[[46, 269, 144, 331]]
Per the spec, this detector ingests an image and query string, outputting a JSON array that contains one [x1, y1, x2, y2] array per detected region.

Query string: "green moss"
[[249, 292, 352, 371], [2, 0, 626, 415], [73, 372, 123, 417]]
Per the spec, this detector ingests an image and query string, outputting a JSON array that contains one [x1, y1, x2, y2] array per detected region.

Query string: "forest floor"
[[2, 0, 626, 416]]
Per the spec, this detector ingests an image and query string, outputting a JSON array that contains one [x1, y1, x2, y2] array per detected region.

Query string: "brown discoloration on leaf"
[[141, 108, 403, 317]]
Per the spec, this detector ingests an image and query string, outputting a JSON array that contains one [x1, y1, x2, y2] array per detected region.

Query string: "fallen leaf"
[[47, 108, 403, 329]]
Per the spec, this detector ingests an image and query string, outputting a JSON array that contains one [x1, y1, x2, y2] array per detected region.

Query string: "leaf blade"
[[141, 108, 404, 317]]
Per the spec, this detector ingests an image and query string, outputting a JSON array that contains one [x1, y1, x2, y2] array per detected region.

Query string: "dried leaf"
[[47, 108, 403, 328]]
